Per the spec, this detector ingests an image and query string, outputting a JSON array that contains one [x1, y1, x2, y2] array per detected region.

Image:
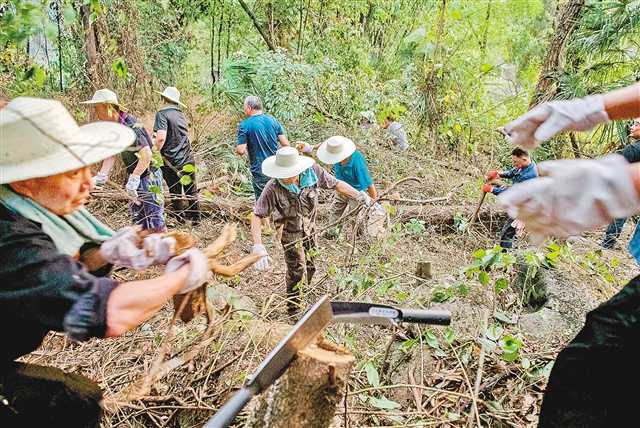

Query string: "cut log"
[[245, 337, 355, 428]]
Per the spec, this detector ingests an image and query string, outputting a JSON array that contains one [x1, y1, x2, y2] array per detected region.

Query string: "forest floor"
[[22, 108, 639, 427]]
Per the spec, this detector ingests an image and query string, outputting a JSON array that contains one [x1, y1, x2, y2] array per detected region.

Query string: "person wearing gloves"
[[153, 86, 201, 225], [483, 147, 537, 249], [600, 118, 640, 249], [382, 115, 409, 150], [499, 82, 640, 427], [0, 98, 209, 427], [316, 136, 380, 238], [83, 89, 166, 232], [250, 147, 375, 316]]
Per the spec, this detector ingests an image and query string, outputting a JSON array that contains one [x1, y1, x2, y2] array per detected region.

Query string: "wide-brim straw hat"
[[317, 135, 356, 165], [262, 146, 315, 179], [1, 97, 134, 184], [80, 88, 126, 110], [156, 86, 186, 107]]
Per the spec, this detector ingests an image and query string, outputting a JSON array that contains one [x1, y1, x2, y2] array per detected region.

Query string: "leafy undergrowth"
[[24, 111, 639, 427]]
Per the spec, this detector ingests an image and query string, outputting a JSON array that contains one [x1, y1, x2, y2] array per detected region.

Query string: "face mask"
[[277, 179, 301, 195], [277, 168, 319, 194]]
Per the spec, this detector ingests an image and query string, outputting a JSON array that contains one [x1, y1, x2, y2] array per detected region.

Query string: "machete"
[[331, 301, 451, 326], [204, 295, 333, 428]]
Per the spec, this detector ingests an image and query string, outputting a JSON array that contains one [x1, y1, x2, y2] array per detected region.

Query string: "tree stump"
[[245, 338, 355, 428], [416, 261, 433, 280]]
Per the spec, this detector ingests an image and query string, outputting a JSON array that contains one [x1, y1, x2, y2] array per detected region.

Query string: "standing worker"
[[0, 97, 209, 427], [236, 95, 290, 203], [316, 136, 378, 237], [250, 147, 376, 316], [483, 147, 537, 249], [153, 86, 201, 225], [500, 82, 640, 427], [84, 89, 166, 232]]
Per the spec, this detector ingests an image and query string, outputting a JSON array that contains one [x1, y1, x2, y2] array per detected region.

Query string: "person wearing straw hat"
[[317, 136, 379, 238], [250, 146, 374, 316], [0, 97, 210, 426], [153, 86, 201, 225], [82, 88, 166, 232]]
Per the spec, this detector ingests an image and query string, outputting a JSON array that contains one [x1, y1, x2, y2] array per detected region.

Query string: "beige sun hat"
[[0, 97, 135, 184], [317, 135, 356, 165], [156, 86, 186, 107], [262, 146, 315, 179], [80, 88, 125, 110]]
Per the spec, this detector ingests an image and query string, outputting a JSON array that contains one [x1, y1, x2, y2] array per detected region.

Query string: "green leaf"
[[111, 58, 128, 80], [494, 277, 509, 292], [443, 327, 455, 345], [182, 163, 196, 173], [179, 175, 193, 186], [478, 271, 490, 286], [424, 331, 439, 348], [63, 5, 77, 22], [480, 63, 493, 73], [369, 396, 401, 410], [365, 362, 380, 388], [451, 9, 462, 20], [485, 324, 503, 342]]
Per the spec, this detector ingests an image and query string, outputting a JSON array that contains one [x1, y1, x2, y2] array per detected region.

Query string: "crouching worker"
[[250, 147, 375, 316], [483, 147, 537, 249], [0, 98, 209, 427], [315, 136, 384, 238]]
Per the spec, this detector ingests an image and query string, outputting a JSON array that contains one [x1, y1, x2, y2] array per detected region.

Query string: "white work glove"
[[93, 172, 108, 187], [142, 234, 177, 265], [498, 154, 640, 243], [356, 191, 374, 207], [297, 141, 314, 153], [125, 174, 141, 199], [165, 248, 211, 294], [503, 95, 610, 150], [100, 226, 152, 270], [252, 244, 272, 271]]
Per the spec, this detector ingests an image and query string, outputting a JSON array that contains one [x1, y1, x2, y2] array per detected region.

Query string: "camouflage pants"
[[282, 232, 316, 312], [538, 275, 640, 427]]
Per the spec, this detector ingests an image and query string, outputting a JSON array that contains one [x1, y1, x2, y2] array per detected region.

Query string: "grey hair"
[[244, 95, 262, 111]]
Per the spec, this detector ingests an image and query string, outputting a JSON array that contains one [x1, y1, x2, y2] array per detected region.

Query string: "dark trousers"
[[0, 363, 102, 427], [601, 217, 629, 249], [538, 275, 640, 427], [161, 165, 201, 223], [500, 217, 517, 249], [282, 233, 316, 313]]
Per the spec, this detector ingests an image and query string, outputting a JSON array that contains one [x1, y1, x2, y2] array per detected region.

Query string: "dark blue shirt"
[[333, 151, 373, 191], [492, 162, 537, 195], [237, 114, 285, 175]]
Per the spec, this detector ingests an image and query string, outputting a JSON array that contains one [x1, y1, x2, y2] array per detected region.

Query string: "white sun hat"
[[0, 97, 135, 184], [80, 88, 125, 110], [261, 146, 316, 179], [156, 86, 186, 107], [317, 135, 356, 165]]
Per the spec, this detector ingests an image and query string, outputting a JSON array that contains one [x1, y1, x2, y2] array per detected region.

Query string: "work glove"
[[482, 183, 494, 193], [498, 154, 640, 244], [252, 244, 272, 271], [125, 174, 141, 200], [503, 95, 610, 150], [100, 226, 152, 270], [93, 172, 108, 187], [142, 234, 177, 265], [356, 191, 374, 207], [165, 248, 211, 294], [297, 141, 314, 153], [486, 170, 500, 181]]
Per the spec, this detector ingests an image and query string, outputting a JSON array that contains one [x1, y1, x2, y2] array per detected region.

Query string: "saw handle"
[[401, 309, 451, 325], [204, 386, 255, 428]]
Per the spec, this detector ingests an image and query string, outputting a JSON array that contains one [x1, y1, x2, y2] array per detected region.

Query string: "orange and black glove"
[[486, 170, 500, 180], [482, 183, 494, 193]]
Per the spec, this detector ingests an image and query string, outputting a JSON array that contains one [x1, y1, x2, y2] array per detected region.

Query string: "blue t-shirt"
[[333, 151, 373, 191], [237, 113, 285, 175]]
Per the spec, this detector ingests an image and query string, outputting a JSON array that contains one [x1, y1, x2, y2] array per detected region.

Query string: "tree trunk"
[[237, 0, 275, 51], [529, 0, 585, 106], [79, 4, 99, 87], [245, 338, 354, 428]]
